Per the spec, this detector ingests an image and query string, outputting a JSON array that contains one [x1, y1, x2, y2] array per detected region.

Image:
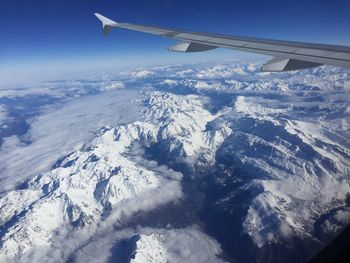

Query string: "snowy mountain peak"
[[131, 233, 166, 263], [0, 91, 232, 260]]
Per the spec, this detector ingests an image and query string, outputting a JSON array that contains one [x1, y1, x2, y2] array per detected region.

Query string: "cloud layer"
[[0, 88, 143, 193]]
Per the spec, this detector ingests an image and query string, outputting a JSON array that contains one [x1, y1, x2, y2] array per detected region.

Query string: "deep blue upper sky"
[[1, 0, 350, 83]]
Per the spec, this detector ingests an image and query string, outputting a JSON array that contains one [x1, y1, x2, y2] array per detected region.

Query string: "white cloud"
[[0, 83, 63, 99]]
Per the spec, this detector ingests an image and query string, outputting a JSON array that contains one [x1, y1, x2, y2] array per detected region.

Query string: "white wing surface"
[[95, 13, 350, 72]]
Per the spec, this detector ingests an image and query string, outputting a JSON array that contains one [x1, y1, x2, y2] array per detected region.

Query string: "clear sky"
[[1, 0, 350, 84]]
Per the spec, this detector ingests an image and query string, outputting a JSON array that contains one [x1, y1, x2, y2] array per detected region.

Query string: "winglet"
[[94, 13, 118, 35]]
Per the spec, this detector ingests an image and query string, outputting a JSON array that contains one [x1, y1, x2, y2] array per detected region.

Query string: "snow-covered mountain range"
[[0, 62, 349, 262]]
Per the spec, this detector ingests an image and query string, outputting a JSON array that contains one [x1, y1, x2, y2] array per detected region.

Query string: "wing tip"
[[94, 13, 118, 26], [94, 13, 118, 35]]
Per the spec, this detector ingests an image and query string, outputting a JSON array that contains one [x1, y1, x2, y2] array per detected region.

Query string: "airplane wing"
[[94, 13, 350, 72]]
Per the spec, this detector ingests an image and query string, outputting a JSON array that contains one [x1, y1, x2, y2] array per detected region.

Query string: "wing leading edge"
[[94, 13, 350, 72]]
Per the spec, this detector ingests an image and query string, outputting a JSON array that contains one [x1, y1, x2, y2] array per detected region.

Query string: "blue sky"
[[1, 0, 350, 83]]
